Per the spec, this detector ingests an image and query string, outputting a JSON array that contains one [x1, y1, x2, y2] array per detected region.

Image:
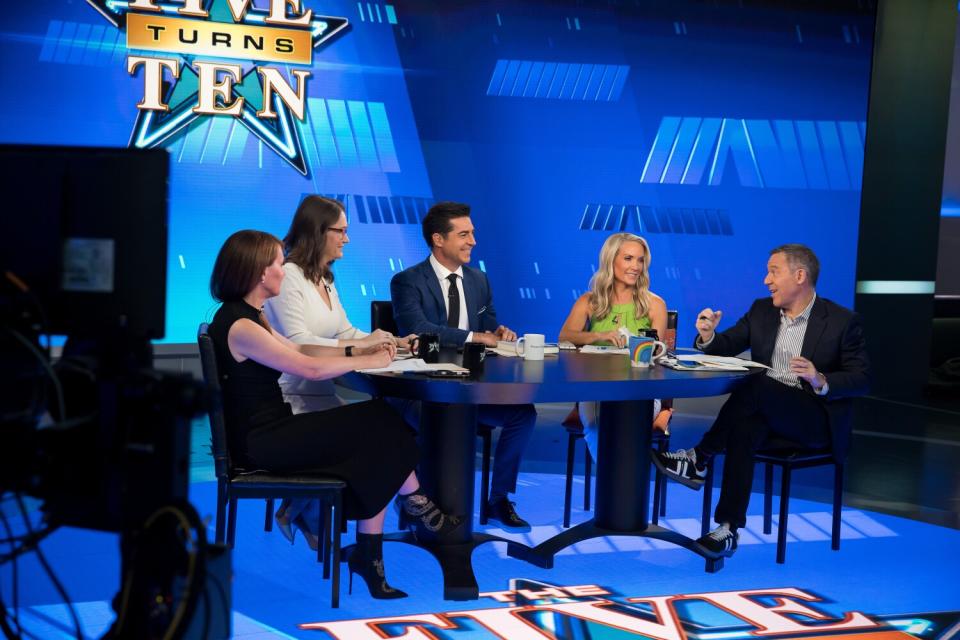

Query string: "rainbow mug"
[[628, 335, 667, 368]]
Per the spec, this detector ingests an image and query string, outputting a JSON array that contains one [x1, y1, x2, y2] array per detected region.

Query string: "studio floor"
[[6, 400, 960, 639]]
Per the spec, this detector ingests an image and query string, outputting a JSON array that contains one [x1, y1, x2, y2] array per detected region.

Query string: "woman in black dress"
[[207, 230, 459, 599]]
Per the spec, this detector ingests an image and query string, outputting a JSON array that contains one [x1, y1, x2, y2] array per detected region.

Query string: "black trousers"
[[389, 399, 537, 501], [699, 375, 830, 529]]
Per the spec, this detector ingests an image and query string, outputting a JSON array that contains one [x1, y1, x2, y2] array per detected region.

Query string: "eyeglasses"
[[327, 227, 348, 236]]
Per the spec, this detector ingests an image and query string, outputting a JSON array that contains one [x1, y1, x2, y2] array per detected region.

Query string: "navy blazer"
[[390, 258, 500, 346], [699, 296, 870, 460]]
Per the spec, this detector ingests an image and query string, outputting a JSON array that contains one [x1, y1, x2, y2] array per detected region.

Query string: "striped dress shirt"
[[766, 294, 817, 388]]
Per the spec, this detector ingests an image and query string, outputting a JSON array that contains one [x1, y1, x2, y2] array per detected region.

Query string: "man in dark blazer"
[[390, 201, 537, 531], [653, 244, 869, 557]]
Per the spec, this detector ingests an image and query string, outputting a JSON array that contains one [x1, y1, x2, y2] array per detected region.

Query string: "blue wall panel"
[[0, 2, 875, 342]]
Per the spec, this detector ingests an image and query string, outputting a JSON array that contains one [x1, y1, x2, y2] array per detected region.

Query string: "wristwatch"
[[345, 345, 353, 357], [815, 372, 829, 395]]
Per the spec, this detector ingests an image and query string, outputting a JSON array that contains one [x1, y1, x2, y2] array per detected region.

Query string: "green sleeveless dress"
[[590, 302, 651, 344]]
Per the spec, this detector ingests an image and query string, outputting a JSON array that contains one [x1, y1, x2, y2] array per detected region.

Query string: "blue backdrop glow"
[[0, 1, 876, 343]]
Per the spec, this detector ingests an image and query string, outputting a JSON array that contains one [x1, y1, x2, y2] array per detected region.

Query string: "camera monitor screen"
[[0, 145, 169, 339]]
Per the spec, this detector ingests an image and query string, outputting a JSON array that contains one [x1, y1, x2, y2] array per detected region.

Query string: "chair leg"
[[318, 502, 328, 560], [583, 449, 593, 511], [651, 437, 666, 525], [832, 463, 844, 551], [215, 479, 227, 545], [763, 463, 774, 535], [658, 437, 669, 517], [321, 499, 331, 573], [701, 459, 715, 538], [331, 493, 342, 609], [264, 499, 275, 532], [226, 496, 239, 549], [652, 459, 663, 526], [776, 465, 792, 564], [479, 429, 492, 524], [563, 433, 577, 528]]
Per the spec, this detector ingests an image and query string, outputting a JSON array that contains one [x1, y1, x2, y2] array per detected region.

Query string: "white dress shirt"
[[264, 262, 367, 410], [429, 254, 473, 341]]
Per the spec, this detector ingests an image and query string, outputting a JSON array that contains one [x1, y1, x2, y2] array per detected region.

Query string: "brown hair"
[[284, 195, 345, 285], [210, 230, 282, 302]]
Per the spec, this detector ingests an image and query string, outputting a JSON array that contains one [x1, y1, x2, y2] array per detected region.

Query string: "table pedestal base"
[[344, 532, 530, 600], [506, 520, 724, 573]]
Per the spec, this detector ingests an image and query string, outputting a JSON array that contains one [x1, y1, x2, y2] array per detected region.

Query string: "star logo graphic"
[[87, 0, 349, 175]]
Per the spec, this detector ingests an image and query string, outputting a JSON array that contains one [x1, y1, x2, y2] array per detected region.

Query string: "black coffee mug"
[[417, 333, 441, 363], [639, 328, 660, 340], [462, 341, 486, 374]]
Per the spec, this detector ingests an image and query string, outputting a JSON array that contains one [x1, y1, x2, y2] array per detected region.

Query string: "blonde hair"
[[588, 233, 652, 323]]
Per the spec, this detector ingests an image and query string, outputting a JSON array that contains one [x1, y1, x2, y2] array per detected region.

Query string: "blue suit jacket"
[[699, 296, 870, 460], [390, 258, 499, 346]]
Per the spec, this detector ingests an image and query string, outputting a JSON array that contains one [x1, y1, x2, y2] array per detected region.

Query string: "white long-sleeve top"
[[263, 262, 367, 409]]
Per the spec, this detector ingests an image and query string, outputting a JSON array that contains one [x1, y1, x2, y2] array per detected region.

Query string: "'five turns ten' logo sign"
[[87, 0, 349, 175]]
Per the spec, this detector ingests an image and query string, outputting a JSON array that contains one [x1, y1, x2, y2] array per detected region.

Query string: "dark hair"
[[284, 195, 345, 284], [770, 243, 820, 286], [422, 201, 471, 248], [210, 230, 282, 302]]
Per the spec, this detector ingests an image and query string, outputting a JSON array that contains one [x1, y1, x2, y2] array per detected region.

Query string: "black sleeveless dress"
[[208, 300, 418, 520]]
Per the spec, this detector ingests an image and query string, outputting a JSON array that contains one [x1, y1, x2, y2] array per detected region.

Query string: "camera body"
[[1, 145, 230, 638]]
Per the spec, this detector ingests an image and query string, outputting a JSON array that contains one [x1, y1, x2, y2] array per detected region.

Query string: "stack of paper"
[[580, 345, 629, 355], [674, 354, 769, 369], [492, 341, 560, 357], [658, 353, 765, 372], [358, 359, 469, 374]]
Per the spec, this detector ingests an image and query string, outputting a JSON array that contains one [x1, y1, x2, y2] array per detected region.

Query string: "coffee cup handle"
[[515, 336, 526, 356], [652, 340, 667, 359]]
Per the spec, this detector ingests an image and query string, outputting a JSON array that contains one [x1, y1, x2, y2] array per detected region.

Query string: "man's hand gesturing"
[[695, 308, 722, 343]]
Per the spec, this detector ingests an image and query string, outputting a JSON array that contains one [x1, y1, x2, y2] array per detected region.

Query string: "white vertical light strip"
[[659, 119, 684, 184], [739, 119, 764, 188], [639, 122, 666, 182], [855, 281, 935, 294]]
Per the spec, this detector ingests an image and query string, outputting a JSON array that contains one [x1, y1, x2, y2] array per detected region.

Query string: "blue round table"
[[342, 349, 756, 599]]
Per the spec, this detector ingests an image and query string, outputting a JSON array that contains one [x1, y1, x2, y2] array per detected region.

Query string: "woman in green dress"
[[559, 232, 670, 457]]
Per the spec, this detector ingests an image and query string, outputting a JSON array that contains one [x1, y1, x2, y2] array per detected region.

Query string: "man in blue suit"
[[652, 244, 870, 558], [390, 201, 537, 531]]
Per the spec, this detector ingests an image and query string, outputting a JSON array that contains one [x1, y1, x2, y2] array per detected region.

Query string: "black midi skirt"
[[245, 398, 419, 520]]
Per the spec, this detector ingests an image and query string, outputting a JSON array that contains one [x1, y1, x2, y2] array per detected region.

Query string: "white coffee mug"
[[515, 333, 545, 361]]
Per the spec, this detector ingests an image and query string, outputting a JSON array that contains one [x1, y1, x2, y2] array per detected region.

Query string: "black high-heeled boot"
[[394, 490, 463, 539], [348, 533, 407, 599]]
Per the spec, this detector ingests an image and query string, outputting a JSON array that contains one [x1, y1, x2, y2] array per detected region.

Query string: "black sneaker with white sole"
[[697, 526, 738, 557], [650, 448, 707, 489]]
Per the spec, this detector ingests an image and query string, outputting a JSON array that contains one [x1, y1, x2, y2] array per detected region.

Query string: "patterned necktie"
[[446, 273, 460, 328]]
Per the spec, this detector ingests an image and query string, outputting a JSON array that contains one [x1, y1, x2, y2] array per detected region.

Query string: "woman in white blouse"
[[264, 195, 415, 545], [265, 196, 413, 413]]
